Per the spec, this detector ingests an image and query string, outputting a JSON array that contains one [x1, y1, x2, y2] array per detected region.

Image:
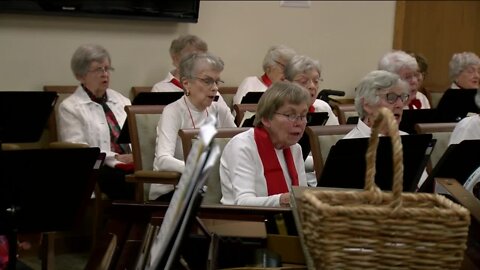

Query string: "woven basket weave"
[[299, 107, 471, 269]]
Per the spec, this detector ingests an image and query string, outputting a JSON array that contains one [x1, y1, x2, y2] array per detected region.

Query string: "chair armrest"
[[126, 170, 181, 185], [435, 178, 480, 222]]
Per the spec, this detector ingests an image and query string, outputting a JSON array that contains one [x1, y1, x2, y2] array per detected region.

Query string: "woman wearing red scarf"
[[378, 50, 430, 110], [220, 81, 312, 207]]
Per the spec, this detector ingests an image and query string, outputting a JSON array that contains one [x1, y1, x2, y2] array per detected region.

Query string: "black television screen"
[[0, 0, 200, 22]]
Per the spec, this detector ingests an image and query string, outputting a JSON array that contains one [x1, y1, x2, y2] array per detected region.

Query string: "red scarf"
[[309, 105, 315, 113], [170, 77, 183, 90], [408, 98, 422, 109], [260, 73, 272, 87], [254, 127, 299, 195]]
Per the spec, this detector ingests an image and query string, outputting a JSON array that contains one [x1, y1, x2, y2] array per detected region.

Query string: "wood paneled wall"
[[394, 1, 480, 92]]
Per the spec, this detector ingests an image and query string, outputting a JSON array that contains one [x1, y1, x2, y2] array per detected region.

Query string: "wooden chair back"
[[43, 85, 77, 143], [130, 86, 152, 99], [332, 103, 358, 125], [233, 103, 258, 127], [415, 122, 457, 173], [179, 127, 249, 204], [218, 86, 237, 111], [125, 105, 164, 171], [125, 105, 181, 201], [305, 124, 356, 180]]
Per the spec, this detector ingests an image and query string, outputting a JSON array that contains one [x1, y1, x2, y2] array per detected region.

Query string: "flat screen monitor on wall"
[[0, 0, 200, 22]]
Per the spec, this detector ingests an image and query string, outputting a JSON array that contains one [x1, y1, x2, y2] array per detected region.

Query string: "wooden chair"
[[233, 103, 258, 127], [305, 124, 356, 181], [415, 122, 457, 174], [331, 103, 358, 125], [124, 105, 181, 201], [179, 127, 249, 204], [435, 178, 480, 269], [130, 86, 152, 99], [218, 86, 237, 111], [40, 142, 101, 270], [43, 85, 77, 143]]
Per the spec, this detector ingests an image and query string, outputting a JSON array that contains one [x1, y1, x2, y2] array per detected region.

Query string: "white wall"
[[0, 1, 395, 98]]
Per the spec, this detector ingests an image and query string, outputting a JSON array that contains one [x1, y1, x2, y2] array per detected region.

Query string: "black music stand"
[[0, 91, 98, 269], [418, 139, 480, 193], [435, 88, 479, 122], [399, 108, 438, 134], [241, 92, 263, 104], [0, 91, 57, 144], [319, 134, 435, 192]]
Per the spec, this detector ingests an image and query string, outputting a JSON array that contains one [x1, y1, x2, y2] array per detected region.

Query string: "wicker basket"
[[299, 107, 471, 269]]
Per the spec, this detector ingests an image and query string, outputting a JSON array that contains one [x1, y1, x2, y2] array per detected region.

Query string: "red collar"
[[170, 77, 183, 89], [260, 73, 272, 87]]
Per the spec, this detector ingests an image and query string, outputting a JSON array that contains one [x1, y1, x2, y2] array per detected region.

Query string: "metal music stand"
[[0, 91, 100, 269]]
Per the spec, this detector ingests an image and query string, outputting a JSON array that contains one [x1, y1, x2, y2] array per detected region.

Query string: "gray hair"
[[254, 81, 310, 127], [354, 70, 409, 119], [448, 52, 480, 81], [284, 54, 322, 81], [262, 45, 297, 72], [179, 52, 224, 80], [169, 34, 208, 57], [71, 44, 111, 77], [378, 50, 418, 74]]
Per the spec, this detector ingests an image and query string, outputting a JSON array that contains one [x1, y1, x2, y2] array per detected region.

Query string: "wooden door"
[[394, 1, 480, 92]]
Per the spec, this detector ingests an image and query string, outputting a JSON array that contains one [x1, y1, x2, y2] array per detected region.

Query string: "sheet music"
[[144, 115, 218, 270]]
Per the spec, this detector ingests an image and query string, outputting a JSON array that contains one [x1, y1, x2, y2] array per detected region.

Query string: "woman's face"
[[262, 102, 308, 149], [397, 67, 419, 103], [183, 62, 222, 110], [456, 64, 480, 89], [77, 59, 111, 94], [293, 69, 321, 106], [266, 59, 287, 83], [363, 84, 408, 124]]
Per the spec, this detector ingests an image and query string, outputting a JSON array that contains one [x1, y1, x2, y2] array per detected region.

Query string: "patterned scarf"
[[254, 127, 299, 195], [83, 86, 130, 154]]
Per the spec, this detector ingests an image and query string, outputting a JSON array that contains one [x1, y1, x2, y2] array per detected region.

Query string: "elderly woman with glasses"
[[57, 44, 135, 200], [220, 81, 314, 207], [378, 50, 430, 110], [152, 52, 236, 200], [232, 44, 297, 106], [344, 70, 410, 139], [448, 52, 480, 90], [285, 54, 339, 125]]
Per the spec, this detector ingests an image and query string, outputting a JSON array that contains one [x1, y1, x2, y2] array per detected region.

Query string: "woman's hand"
[[115, 153, 133, 164], [279, 193, 291, 207]]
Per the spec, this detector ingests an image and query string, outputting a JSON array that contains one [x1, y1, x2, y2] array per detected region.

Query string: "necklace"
[[184, 96, 208, 129]]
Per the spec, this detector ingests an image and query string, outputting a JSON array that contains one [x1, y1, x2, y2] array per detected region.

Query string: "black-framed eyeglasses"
[[194, 77, 224, 87], [89, 66, 115, 74], [275, 112, 311, 123], [379, 92, 410, 104]]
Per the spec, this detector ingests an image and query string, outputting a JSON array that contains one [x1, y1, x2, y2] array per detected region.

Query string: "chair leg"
[[40, 232, 55, 270]]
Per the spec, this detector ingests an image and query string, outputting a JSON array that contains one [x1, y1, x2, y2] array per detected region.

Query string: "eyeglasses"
[[275, 112, 310, 123], [195, 77, 224, 87], [89, 66, 115, 74], [379, 92, 410, 104], [294, 77, 323, 87]]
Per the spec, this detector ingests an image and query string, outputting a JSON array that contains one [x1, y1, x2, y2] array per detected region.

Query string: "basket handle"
[[364, 107, 404, 209]]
